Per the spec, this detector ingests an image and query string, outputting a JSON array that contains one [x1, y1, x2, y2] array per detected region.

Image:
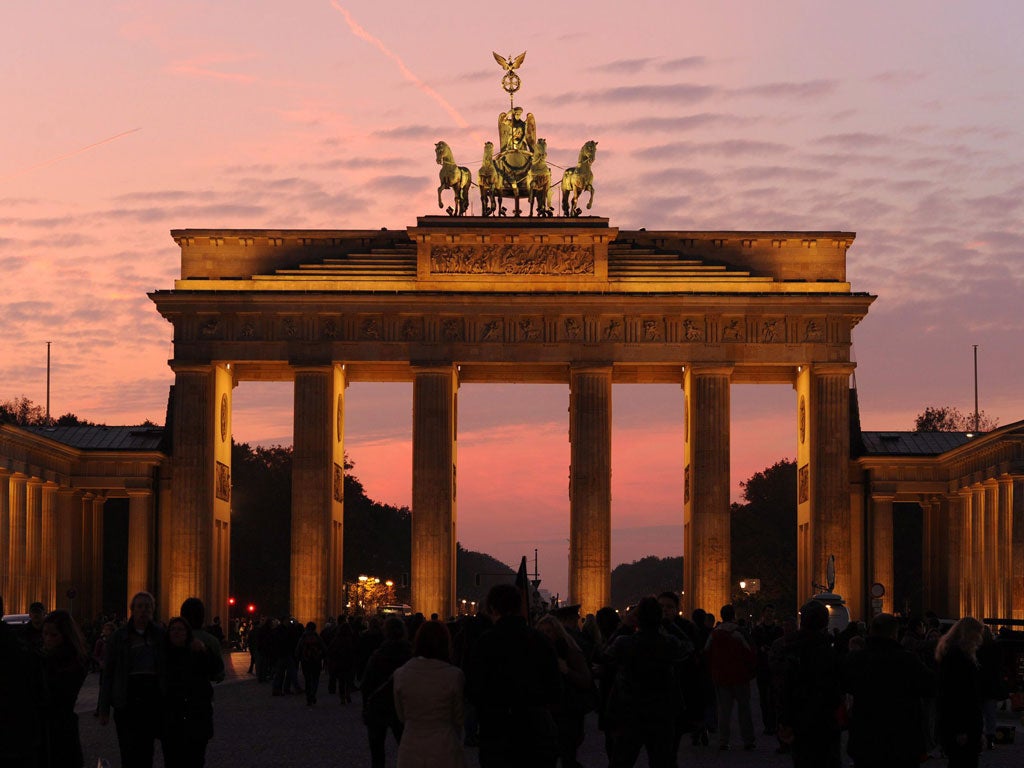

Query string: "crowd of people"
[[1, 592, 225, 768], [1, 586, 1018, 768]]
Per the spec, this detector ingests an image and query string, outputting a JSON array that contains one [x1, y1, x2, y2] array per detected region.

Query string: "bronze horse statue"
[[529, 137, 552, 217], [435, 141, 471, 216], [478, 141, 499, 217], [561, 140, 597, 217]]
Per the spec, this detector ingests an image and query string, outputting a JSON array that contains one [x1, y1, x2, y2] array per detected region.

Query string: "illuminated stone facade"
[[0, 424, 166, 618], [150, 217, 874, 620], [854, 423, 1024, 620]]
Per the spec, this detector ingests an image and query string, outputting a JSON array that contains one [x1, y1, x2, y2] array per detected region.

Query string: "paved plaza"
[[75, 652, 1022, 768]]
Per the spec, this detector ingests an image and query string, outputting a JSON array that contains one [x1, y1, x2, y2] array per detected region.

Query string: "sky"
[[2, 2, 1022, 598]]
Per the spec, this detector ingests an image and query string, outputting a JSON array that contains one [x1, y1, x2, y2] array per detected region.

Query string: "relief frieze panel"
[[517, 317, 544, 342], [177, 308, 848, 350], [430, 243, 595, 275], [478, 318, 505, 342]]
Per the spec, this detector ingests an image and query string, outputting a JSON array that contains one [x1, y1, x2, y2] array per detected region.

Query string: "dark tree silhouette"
[[914, 405, 998, 432]]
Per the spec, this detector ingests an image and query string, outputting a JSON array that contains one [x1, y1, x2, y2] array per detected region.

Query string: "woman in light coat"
[[393, 621, 467, 768]]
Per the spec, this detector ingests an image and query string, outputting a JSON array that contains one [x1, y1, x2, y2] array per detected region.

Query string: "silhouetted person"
[[361, 617, 412, 768], [1, 595, 42, 765], [843, 613, 935, 768], [936, 617, 984, 768], [161, 616, 218, 768], [777, 600, 841, 768], [394, 620, 467, 768], [752, 603, 783, 735], [601, 595, 686, 768], [98, 591, 165, 768], [296, 621, 326, 705], [536, 614, 594, 768], [705, 603, 756, 751], [180, 597, 225, 684], [466, 583, 562, 768], [38, 609, 88, 768]]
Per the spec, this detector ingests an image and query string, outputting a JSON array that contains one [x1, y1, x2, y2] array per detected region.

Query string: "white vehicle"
[[1, 613, 31, 625]]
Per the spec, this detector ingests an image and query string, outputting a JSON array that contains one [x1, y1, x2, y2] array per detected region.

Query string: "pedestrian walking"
[[936, 617, 984, 768], [705, 604, 757, 751], [393, 620, 467, 768]]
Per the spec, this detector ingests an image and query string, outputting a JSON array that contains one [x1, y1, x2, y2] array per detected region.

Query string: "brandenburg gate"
[[149, 219, 874, 621]]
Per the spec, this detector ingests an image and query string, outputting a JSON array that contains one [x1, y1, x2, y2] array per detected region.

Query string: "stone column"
[[167, 364, 232, 617], [56, 488, 81, 614], [984, 479, 999, 618], [972, 484, 985, 617], [808, 364, 855, 607], [8, 473, 28, 613], [945, 493, 964, 618], [25, 479, 43, 608], [126, 489, 154, 606], [569, 365, 612, 615], [997, 477, 1013, 618], [870, 493, 895, 614], [923, 497, 945, 613], [291, 365, 346, 625], [40, 483, 58, 611], [683, 365, 732, 615], [79, 493, 95, 620], [0, 469, 9, 606], [1012, 477, 1024, 621], [90, 495, 105, 616], [411, 365, 457, 620], [960, 487, 975, 617]]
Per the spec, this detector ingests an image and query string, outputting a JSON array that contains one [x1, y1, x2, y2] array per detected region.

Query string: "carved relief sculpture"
[[215, 462, 231, 502], [798, 463, 810, 504]]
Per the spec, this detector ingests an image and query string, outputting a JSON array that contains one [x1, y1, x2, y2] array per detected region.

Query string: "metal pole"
[[46, 341, 51, 421], [973, 344, 979, 432]]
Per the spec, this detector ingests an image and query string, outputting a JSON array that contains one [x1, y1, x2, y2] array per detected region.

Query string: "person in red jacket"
[[705, 604, 757, 751]]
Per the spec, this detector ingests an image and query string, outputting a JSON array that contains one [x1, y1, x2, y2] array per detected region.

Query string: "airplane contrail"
[[331, 2, 472, 131], [1, 127, 142, 181]]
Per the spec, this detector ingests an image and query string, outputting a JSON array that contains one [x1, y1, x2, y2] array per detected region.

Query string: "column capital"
[[125, 487, 153, 498], [570, 362, 613, 374], [870, 492, 896, 503], [684, 363, 734, 377], [169, 362, 215, 374], [810, 362, 856, 377]]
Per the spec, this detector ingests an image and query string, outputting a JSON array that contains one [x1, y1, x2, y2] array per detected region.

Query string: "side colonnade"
[[0, 433, 160, 620]]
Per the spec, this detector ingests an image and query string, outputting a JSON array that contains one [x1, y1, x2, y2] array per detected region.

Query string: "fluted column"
[[999, 476, 1019, 620], [569, 365, 612, 615], [24, 479, 43, 607], [870, 493, 895, 614], [983, 480, 999, 618], [168, 363, 232, 618], [946, 493, 964, 618], [291, 365, 346, 625], [960, 487, 975, 617], [126, 489, 154, 606], [79, 493, 95, 619], [8, 473, 28, 613], [1012, 477, 1024, 621], [0, 469, 10, 607], [411, 365, 457, 620], [683, 365, 732, 615], [56, 488, 81, 614], [809, 364, 855, 606], [40, 483, 58, 610], [923, 497, 945, 613], [972, 484, 985, 617], [90, 495, 105, 617]]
